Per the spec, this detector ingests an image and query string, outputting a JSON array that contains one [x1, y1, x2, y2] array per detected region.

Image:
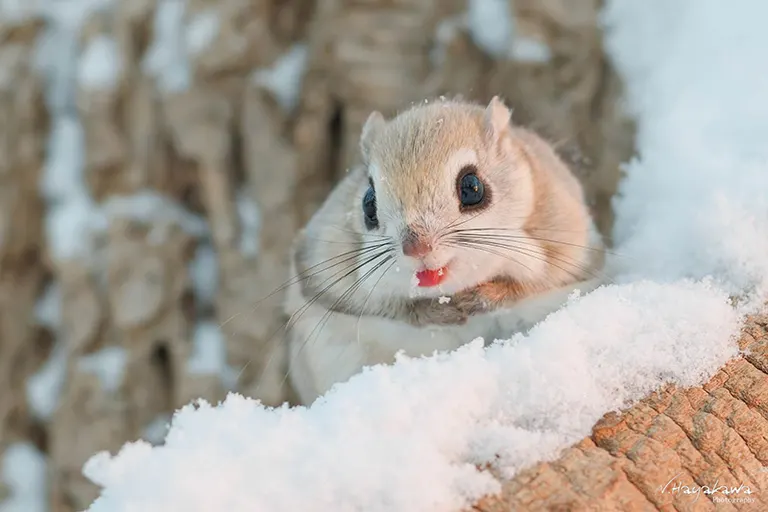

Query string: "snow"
[[603, 0, 768, 305], [236, 191, 261, 257], [37, 1, 114, 264], [37, 1, 208, 262], [34, 282, 61, 329], [466, 0, 514, 58], [47, 189, 208, 261], [0, 443, 47, 512], [430, 14, 466, 66], [409, 273, 420, 291], [188, 321, 239, 390], [0, 0, 39, 24], [101, 190, 209, 243], [189, 242, 218, 311], [40, 116, 85, 203], [34, 0, 114, 108], [76, 0, 768, 511], [437, 3, 550, 64], [143, 1, 222, 92], [25, 342, 68, 421], [143, 0, 192, 93], [251, 44, 308, 113], [185, 9, 219, 57], [187, 321, 222, 375], [22, 1, 119, 506], [45, 192, 105, 262], [28, 280, 66, 422], [78, 35, 121, 90], [78, 347, 128, 393], [142, 414, 171, 445], [511, 37, 551, 63]]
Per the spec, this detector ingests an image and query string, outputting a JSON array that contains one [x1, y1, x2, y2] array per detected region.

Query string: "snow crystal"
[[78, 35, 121, 90], [251, 44, 308, 113], [25, 342, 68, 421], [466, 0, 514, 58], [236, 191, 261, 257], [185, 9, 219, 57], [83, 1, 768, 511], [438, 296, 451, 304], [0, 443, 47, 512], [78, 347, 128, 393]]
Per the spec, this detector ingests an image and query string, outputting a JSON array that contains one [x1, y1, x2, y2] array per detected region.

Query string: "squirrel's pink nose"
[[402, 238, 431, 257], [402, 227, 432, 258]]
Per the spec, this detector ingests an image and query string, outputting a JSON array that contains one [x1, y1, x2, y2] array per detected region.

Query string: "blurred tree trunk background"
[[0, 0, 633, 510]]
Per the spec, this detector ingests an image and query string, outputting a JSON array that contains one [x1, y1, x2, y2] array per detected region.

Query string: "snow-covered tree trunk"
[[0, 1, 636, 510]]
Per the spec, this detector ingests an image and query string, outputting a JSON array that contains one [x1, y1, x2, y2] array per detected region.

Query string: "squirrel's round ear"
[[360, 110, 386, 159], [484, 96, 512, 140]]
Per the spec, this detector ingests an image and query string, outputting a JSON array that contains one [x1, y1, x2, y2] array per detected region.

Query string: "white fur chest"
[[283, 277, 497, 404], [283, 266, 602, 405]]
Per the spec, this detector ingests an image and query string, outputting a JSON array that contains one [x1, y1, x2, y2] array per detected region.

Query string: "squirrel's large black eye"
[[362, 186, 378, 230], [458, 170, 485, 208]]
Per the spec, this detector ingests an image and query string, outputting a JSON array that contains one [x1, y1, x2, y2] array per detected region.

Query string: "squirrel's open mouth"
[[415, 266, 448, 287]]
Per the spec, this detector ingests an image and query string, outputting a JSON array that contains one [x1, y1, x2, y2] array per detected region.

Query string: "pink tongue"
[[416, 267, 447, 287]]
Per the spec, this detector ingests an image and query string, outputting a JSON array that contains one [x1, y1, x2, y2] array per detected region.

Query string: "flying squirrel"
[[281, 96, 606, 404]]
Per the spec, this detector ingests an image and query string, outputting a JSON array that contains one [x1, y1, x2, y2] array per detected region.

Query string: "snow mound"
[[85, 281, 740, 512], [604, 0, 768, 303]]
